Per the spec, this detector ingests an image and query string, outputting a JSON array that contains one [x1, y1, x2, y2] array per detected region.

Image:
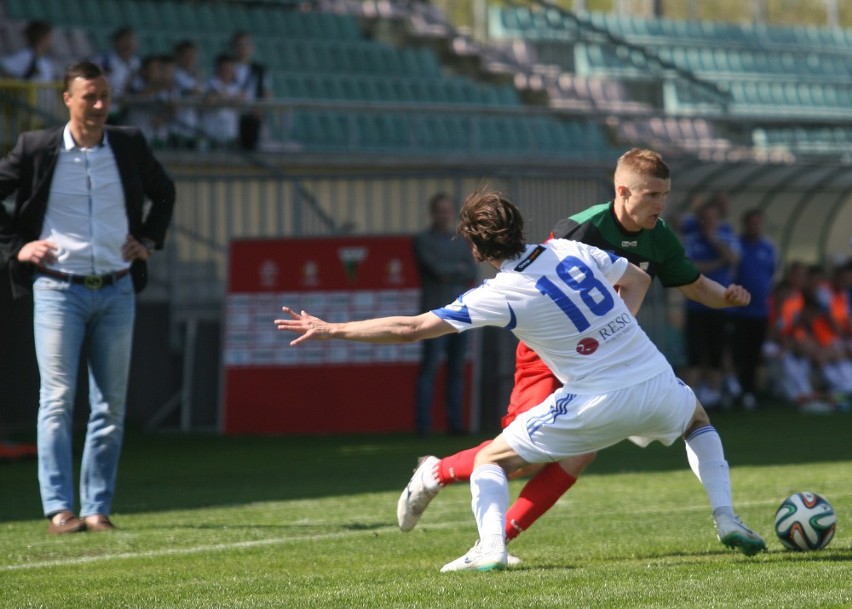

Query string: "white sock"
[[685, 426, 733, 516], [470, 464, 508, 551]]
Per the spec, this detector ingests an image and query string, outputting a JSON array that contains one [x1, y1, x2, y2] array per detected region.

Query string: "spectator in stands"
[[125, 55, 176, 149], [90, 26, 141, 123], [202, 54, 244, 149], [0, 20, 56, 82], [0, 61, 175, 534], [412, 193, 478, 436], [230, 32, 270, 150], [682, 199, 741, 409], [171, 39, 203, 149], [728, 208, 776, 409]]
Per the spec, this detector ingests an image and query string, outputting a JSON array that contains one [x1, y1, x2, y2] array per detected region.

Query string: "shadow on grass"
[[0, 408, 849, 522]]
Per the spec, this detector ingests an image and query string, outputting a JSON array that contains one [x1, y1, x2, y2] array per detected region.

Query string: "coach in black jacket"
[[0, 61, 175, 534]]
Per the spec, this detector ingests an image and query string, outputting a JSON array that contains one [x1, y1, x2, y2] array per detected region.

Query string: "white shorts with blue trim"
[[502, 369, 697, 463]]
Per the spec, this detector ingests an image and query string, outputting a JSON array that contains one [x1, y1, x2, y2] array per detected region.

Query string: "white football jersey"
[[433, 239, 670, 394]]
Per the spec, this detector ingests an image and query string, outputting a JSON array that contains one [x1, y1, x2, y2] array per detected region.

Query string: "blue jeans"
[[415, 333, 467, 435], [33, 274, 135, 518]]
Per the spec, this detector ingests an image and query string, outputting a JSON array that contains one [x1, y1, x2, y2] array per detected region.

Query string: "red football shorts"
[[502, 341, 563, 428]]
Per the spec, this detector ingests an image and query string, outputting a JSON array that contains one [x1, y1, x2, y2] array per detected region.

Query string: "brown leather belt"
[[37, 267, 130, 290]]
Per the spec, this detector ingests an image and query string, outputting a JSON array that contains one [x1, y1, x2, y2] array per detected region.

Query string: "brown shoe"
[[83, 514, 116, 532], [47, 511, 86, 535]]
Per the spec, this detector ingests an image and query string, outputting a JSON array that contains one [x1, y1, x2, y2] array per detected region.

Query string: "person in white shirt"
[[90, 26, 141, 123], [274, 187, 766, 572], [230, 32, 270, 150], [202, 54, 245, 148], [171, 39, 203, 148], [0, 20, 58, 115], [0, 20, 56, 82]]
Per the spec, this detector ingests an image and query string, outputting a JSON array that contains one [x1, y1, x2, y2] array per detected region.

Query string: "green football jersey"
[[550, 201, 699, 288]]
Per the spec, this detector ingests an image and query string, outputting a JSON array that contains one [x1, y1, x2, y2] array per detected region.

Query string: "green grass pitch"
[[0, 408, 849, 608]]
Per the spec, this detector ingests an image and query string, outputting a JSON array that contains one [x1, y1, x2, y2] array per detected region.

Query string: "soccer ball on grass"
[[774, 492, 836, 551]]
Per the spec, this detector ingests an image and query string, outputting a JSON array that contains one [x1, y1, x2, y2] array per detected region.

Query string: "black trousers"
[[729, 315, 769, 395]]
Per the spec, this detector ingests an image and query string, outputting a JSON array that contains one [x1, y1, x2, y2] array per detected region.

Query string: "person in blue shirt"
[[682, 199, 741, 408], [728, 209, 777, 409]]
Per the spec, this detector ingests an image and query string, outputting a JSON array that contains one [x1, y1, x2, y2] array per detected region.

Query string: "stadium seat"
[[3, 0, 31, 19], [317, 111, 350, 149]]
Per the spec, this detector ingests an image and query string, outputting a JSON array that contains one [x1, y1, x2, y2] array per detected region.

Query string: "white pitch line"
[[0, 520, 467, 572]]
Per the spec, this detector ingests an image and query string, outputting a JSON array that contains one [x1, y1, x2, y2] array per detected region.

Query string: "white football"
[[774, 492, 836, 551]]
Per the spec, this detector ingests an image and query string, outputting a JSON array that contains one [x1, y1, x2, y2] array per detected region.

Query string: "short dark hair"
[[458, 187, 526, 262], [231, 31, 252, 44], [740, 208, 763, 226], [112, 25, 135, 42], [174, 39, 197, 55], [24, 20, 52, 46], [428, 192, 452, 213], [63, 61, 104, 92], [215, 54, 236, 69]]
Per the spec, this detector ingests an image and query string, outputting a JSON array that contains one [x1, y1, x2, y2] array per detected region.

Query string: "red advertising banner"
[[222, 235, 474, 434]]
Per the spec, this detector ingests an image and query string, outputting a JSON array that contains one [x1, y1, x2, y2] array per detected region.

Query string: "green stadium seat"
[[334, 15, 362, 41], [354, 114, 381, 149], [40, 0, 72, 24], [821, 85, 840, 107], [303, 74, 329, 100], [192, 4, 218, 33], [276, 74, 308, 99], [137, 1, 164, 30], [475, 116, 500, 151], [59, 0, 82, 22], [443, 79, 467, 104], [4, 0, 31, 20], [154, 2, 181, 32], [505, 8, 533, 35], [315, 111, 349, 148], [509, 118, 532, 152], [495, 85, 520, 106], [370, 114, 407, 150], [225, 4, 253, 33], [372, 78, 395, 102], [711, 49, 730, 73], [291, 111, 319, 146], [325, 43, 351, 74]]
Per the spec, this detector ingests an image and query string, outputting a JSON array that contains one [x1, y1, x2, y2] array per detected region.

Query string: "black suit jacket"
[[0, 125, 176, 298]]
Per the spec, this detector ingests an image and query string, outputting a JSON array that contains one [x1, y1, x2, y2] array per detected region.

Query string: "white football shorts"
[[503, 369, 697, 463]]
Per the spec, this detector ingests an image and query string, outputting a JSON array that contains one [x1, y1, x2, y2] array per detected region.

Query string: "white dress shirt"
[[40, 124, 129, 275], [0, 48, 57, 82]]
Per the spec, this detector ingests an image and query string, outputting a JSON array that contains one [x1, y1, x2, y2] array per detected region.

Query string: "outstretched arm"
[[677, 274, 750, 308], [275, 307, 456, 346]]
